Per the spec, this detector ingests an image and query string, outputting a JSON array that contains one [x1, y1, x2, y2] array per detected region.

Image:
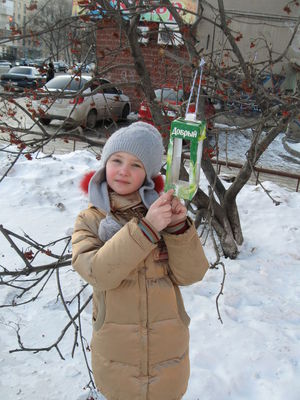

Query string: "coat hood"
[[88, 166, 160, 212]]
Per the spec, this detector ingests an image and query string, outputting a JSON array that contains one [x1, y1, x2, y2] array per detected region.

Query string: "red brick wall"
[[96, 19, 192, 112]]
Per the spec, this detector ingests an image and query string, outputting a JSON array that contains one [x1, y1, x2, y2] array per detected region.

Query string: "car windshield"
[[45, 76, 88, 91], [9, 67, 33, 75], [155, 88, 184, 102]]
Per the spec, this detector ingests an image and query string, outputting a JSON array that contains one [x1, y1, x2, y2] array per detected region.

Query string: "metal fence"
[[211, 159, 300, 192]]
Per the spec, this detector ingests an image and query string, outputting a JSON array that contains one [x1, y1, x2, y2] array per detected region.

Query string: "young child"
[[72, 121, 209, 400]]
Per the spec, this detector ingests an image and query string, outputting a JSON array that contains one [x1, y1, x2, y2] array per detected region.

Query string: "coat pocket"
[[173, 285, 190, 327], [93, 290, 106, 332]]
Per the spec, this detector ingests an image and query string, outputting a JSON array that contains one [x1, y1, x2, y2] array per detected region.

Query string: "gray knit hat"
[[89, 122, 164, 211], [101, 121, 163, 179]]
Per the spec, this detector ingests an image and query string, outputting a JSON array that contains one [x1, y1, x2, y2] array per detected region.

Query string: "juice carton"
[[165, 114, 206, 200]]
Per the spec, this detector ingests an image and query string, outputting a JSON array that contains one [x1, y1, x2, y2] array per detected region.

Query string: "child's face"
[[106, 152, 146, 195]]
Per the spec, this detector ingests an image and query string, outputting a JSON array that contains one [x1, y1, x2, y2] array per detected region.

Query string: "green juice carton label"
[[165, 116, 206, 200]]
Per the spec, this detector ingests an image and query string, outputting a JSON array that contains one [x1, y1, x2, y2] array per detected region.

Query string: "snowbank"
[[0, 148, 299, 400]]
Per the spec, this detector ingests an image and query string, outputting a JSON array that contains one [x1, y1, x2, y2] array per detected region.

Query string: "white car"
[[0, 61, 12, 78], [34, 75, 131, 129]]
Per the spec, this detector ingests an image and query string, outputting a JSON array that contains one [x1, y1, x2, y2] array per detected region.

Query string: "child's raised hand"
[[145, 189, 174, 231], [169, 196, 187, 226]]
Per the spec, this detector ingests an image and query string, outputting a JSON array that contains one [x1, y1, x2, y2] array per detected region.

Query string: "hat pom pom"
[[80, 171, 96, 195], [153, 174, 164, 194]]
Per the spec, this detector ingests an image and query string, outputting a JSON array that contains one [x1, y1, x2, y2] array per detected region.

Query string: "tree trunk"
[[181, 159, 240, 258], [125, 17, 170, 146]]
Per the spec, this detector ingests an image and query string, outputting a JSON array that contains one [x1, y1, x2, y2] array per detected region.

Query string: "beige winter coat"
[[72, 201, 209, 400]]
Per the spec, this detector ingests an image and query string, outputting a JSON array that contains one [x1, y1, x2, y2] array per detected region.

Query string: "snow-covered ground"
[[286, 140, 300, 154], [212, 124, 300, 173], [0, 144, 300, 400]]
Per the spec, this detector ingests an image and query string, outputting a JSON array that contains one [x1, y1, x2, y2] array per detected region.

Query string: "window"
[[137, 26, 149, 44], [99, 79, 119, 94], [46, 76, 88, 91], [10, 67, 32, 75], [157, 23, 183, 46], [103, 86, 119, 94]]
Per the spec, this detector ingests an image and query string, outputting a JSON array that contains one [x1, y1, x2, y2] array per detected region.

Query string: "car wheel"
[[40, 118, 51, 125], [86, 109, 97, 129], [121, 104, 130, 120]]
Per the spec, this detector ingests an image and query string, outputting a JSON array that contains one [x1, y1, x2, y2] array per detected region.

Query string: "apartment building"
[[198, 0, 300, 90], [0, 0, 15, 60], [198, 1, 299, 60], [12, 0, 42, 59]]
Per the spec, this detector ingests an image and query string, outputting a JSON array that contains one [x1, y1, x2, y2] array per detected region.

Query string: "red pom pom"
[[153, 174, 164, 194], [80, 171, 96, 195]]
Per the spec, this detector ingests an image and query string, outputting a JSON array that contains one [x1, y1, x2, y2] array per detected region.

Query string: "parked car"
[[14, 58, 29, 66], [53, 62, 60, 72], [56, 61, 68, 72], [0, 60, 12, 67], [32, 59, 48, 74], [33, 75, 131, 129], [138, 87, 215, 130], [72, 62, 94, 73], [53, 61, 68, 72], [33, 58, 47, 67], [0, 60, 13, 78], [32, 58, 47, 70], [0, 66, 46, 92]]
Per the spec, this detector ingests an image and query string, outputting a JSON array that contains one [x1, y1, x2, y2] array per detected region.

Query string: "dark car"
[[0, 66, 46, 92], [14, 58, 29, 66], [0, 60, 12, 67], [57, 61, 68, 72], [33, 58, 47, 68], [53, 61, 68, 73]]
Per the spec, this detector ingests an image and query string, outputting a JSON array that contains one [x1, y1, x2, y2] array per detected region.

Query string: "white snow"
[[210, 129, 300, 173], [287, 141, 300, 153], [0, 144, 300, 400]]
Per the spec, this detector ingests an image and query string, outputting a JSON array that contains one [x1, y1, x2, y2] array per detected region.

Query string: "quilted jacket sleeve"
[[162, 219, 209, 286], [72, 208, 157, 290]]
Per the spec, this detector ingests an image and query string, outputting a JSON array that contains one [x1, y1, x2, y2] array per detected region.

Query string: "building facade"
[[197, 0, 300, 92], [93, 0, 300, 110], [0, 0, 15, 60], [13, 0, 42, 59], [198, 1, 300, 67]]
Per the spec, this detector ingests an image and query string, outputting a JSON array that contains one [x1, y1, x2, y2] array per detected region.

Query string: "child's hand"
[[145, 189, 174, 231], [169, 196, 187, 226]]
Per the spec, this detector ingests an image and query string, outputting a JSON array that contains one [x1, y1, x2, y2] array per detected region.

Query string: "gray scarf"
[[88, 170, 153, 242]]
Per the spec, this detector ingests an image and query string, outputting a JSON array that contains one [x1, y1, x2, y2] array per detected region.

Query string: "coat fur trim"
[[80, 171, 164, 195]]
